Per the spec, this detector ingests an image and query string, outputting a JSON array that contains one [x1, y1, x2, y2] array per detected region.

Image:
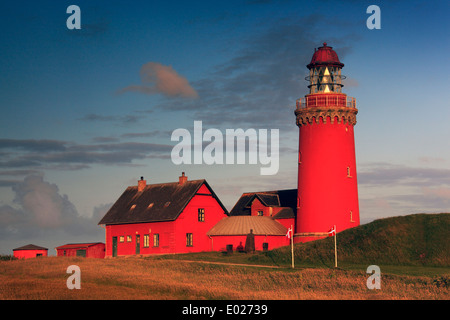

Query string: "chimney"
[[138, 176, 147, 192], [179, 172, 188, 185]]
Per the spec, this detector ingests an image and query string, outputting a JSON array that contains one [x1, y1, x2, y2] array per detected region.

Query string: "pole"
[[291, 225, 294, 269], [334, 225, 337, 268]]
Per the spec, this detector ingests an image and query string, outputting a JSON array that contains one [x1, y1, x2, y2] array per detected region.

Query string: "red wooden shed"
[[13, 244, 48, 259], [55, 242, 105, 258]]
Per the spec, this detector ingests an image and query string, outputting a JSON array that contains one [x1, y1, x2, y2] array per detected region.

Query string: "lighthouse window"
[[127, 235, 132, 242], [347, 167, 351, 177]]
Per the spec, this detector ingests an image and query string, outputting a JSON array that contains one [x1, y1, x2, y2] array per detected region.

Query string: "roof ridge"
[[241, 188, 296, 194], [98, 178, 228, 225], [60, 242, 103, 245], [127, 179, 205, 188], [13, 244, 48, 251]]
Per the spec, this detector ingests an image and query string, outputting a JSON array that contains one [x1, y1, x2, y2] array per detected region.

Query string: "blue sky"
[[0, 0, 449, 254]]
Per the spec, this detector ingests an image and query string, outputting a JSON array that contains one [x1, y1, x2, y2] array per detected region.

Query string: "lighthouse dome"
[[307, 42, 344, 69]]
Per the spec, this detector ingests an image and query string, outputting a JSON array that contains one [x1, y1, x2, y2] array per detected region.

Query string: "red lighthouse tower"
[[295, 43, 360, 242]]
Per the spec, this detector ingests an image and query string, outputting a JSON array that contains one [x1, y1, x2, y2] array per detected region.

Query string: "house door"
[[135, 235, 140, 255], [112, 237, 117, 257]]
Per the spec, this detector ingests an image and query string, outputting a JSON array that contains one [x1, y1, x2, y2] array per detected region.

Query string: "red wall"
[[250, 198, 270, 216], [105, 183, 227, 257], [87, 243, 106, 258], [210, 235, 289, 252], [13, 250, 48, 259], [296, 109, 360, 242], [105, 221, 175, 256]]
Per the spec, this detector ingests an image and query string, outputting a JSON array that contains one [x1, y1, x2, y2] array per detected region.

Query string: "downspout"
[[208, 235, 213, 251]]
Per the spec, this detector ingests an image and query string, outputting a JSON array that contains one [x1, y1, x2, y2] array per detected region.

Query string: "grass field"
[[0, 213, 448, 300], [0, 255, 448, 300]]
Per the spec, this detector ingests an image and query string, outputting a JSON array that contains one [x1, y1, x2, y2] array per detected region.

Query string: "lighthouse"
[[295, 43, 360, 242]]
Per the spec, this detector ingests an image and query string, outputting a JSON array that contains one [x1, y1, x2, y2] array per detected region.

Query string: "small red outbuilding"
[[13, 244, 48, 259], [207, 216, 289, 252], [55, 242, 105, 258]]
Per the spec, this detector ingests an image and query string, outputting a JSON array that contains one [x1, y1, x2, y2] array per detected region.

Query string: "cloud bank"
[[0, 138, 173, 172], [358, 163, 450, 222], [0, 175, 103, 240]]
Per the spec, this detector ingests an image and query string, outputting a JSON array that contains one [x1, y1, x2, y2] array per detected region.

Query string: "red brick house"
[[98, 173, 228, 257], [13, 244, 48, 259], [55, 242, 105, 258]]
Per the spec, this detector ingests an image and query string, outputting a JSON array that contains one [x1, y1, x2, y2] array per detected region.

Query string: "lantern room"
[[306, 42, 346, 94]]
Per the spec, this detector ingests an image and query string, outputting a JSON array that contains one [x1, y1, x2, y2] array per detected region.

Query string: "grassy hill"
[[158, 213, 450, 272], [269, 213, 450, 268]]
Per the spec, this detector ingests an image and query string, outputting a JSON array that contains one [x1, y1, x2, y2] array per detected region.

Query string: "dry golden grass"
[[0, 256, 448, 300]]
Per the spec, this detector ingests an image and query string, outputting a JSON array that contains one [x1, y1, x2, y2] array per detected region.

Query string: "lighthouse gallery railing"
[[296, 95, 356, 109]]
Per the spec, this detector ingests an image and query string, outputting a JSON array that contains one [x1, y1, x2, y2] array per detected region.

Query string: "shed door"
[[76, 249, 86, 257], [112, 237, 117, 257], [135, 235, 140, 254]]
